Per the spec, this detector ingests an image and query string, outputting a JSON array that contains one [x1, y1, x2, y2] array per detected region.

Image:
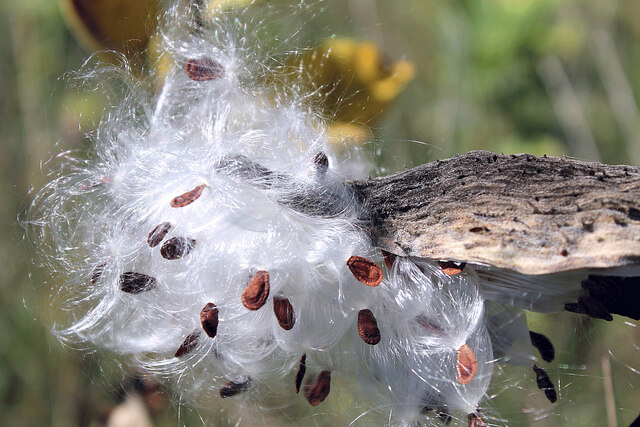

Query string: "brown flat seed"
[[119, 272, 157, 294], [314, 152, 329, 173], [414, 315, 444, 334], [381, 250, 396, 269], [438, 261, 466, 276], [357, 309, 381, 345], [160, 237, 196, 260], [147, 222, 171, 247], [219, 378, 251, 398], [185, 58, 224, 81], [347, 256, 383, 286], [174, 331, 200, 358], [200, 303, 219, 338], [295, 353, 306, 393], [456, 344, 478, 384], [170, 184, 206, 207], [305, 370, 331, 406], [273, 297, 295, 330], [468, 413, 488, 427], [532, 364, 557, 403], [91, 261, 108, 284], [242, 271, 270, 310]]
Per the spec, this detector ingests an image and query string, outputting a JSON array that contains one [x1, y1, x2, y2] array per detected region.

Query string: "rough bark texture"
[[351, 151, 640, 275]]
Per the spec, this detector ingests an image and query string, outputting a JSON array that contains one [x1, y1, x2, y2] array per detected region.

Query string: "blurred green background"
[[1, 0, 639, 425]]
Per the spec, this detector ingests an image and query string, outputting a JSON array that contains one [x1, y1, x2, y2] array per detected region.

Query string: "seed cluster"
[[33, 19, 582, 423]]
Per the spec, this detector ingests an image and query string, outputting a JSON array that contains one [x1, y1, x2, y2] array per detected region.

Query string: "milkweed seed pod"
[[28, 1, 640, 426]]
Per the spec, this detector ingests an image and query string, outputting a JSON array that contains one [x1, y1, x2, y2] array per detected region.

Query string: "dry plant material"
[[381, 250, 396, 269], [468, 412, 488, 427], [456, 344, 478, 384], [532, 364, 557, 403], [305, 370, 331, 406], [273, 297, 295, 330], [438, 261, 466, 276], [357, 309, 381, 345], [295, 353, 306, 393], [242, 271, 270, 310], [200, 302, 219, 338], [185, 58, 224, 81], [219, 379, 251, 398], [119, 272, 157, 294], [352, 151, 640, 275], [90, 261, 108, 284], [147, 222, 172, 247], [174, 331, 200, 358], [529, 331, 555, 362], [160, 237, 196, 260], [347, 256, 383, 286], [170, 184, 206, 207]]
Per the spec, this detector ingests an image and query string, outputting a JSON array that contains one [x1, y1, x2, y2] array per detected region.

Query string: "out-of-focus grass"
[[1, 0, 639, 425]]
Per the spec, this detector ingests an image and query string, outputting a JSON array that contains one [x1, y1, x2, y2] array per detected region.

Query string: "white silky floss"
[[29, 2, 549, 426]]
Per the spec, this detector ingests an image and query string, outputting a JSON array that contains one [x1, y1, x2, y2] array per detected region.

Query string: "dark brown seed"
[[357, 309, 381, 345], [305, 370, 331, 406], [170, 184, 206, 208], [381, 250, 396, 269], [91, 261, 108, 284], [119, 272, 157, 294], [185, 58, 224, 81], [273, 297, 295, 330], [242, 271, 270, 310], [414, 315, 444, 334], [456, 344, 478, 384], [437, 409, 452, 425], [174, 331, 200, 358], [313, 152, 329, 173], [160, 237, 196, 260], [529, 331, 555, 362], [468, 412, 488, 427], [147, 222, 172, 247], [438, 261, 466, 276], [200, 303, 219, 338], [295, 353, 306, 394], [219, 378, 251, 398], [532, 364, 557, 403], [347, 256, 383, 287]]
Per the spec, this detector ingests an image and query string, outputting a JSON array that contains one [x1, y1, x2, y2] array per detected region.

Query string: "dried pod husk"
[[174, 331, 200, 358], [119, 272, 157, 294], [185, 58, 224, 81], [456, 344, 478, 384], [147, 222, 171, 247], [170, 184, 206, 207], [273, 297, 295, 330], [305, 370, 331, 406], [200, 303, 219, 338], [160, 237, 196, 260], [347, 256, 383, 286], [242, 271, 270, 310], [357, 309, 381, 345]]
